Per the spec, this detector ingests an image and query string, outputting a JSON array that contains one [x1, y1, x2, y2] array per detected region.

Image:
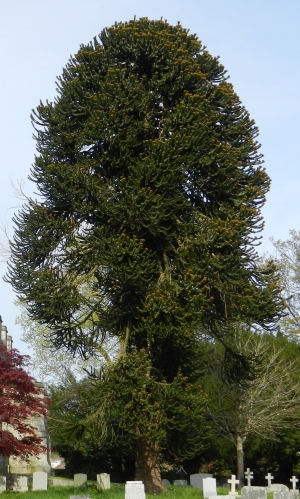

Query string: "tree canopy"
[[272, 230, 300, 334], [204, 327, 300, 486], [6, 18, 284, 491]]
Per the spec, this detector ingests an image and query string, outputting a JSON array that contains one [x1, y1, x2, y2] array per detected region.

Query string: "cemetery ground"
[[0, 482, 231, 499]]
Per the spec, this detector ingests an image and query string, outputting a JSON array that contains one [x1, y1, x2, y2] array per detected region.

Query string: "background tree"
[[0, 343, 49, 459], [205, 328, 300, 487], [16, 299, 114, 385], [271, 230, 300, 333], [244, 429, 300, 486], [6, 18, 284, 492], [48, 371, 135, 480]]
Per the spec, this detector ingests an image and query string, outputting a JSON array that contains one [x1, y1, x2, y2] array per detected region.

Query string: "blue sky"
[[0, 0, 299, 353]]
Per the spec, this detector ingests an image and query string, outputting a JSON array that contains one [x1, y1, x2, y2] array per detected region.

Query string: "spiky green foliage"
[[7, 18, 282, 353], [6, 18, 284, 480], [91, 350, 208, 460], [50, 352, 208, 466]]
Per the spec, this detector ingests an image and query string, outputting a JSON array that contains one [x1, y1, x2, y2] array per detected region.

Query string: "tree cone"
[[135, 437, 168, 493]]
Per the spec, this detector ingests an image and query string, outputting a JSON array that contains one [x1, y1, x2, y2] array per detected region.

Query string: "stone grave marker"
[[270, 485, 289, 492], [228, 475, 239, 496], [290, 477, 299, 491], [97, 473, 110, 490], [265, 473, 274, 488], [190, 474, 213, 489], [0, 476, 6, 492], [74, 474, 87, 488], [203, 477, 217, 498], [125, 481, 145, 499], [70, 496, 91, 499], [33, 471, 48, 490], [273, 491, 290, 499], [12, 476, 28, 492], [162, 479, 170, 485], [241, 486, 267, 499], [290, 492, 300, 499], [50, 478, 74, 486], [244, 469, 254, 486], [173, 480, 188, 486]]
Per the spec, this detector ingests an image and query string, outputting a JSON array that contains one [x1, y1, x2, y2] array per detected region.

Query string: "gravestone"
[[244, 469, 254, 487], [270, 485, 289, 492], [241, 486, 267, 499], [290, 492, 300, 499], [162, 479, 170, 485], [290, 477, 299, 491], [228, 475, 239, 496], [265, 473, 274, 488], [97, 473, 110, 490], [74, 474, 87, 488], [70, 496, 91, 499], [0, 476, 6, 492], [125, 481, 146, 499], [273, 491, 290, 499], [173, 480, 188, 486], [190, 473, 213, 489], [12, 476, 28, 492], [33, 471, 48, 490], [50, 478, 74, 486], [203, 477, 217, 498]]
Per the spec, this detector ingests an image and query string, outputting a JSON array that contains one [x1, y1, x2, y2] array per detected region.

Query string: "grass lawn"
[[0, 483, 232, 499]]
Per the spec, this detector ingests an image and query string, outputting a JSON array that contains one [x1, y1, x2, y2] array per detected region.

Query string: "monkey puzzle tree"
[[6, 19, 283, 492], [48, 356, 208, 483]]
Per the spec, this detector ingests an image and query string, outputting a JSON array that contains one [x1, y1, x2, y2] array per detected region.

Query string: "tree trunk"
[[236, 434, 244, 488], [135, 436, 167, 493]]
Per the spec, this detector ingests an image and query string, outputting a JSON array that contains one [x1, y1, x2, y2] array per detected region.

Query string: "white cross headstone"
[[245, 469, 253, 486], [290, 477, 299, 490], [265, 473, 274, 487], [228, 475, 239, 496]]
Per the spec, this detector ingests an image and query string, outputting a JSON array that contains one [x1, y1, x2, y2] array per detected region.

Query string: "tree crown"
[[6, 18, 283, 359]]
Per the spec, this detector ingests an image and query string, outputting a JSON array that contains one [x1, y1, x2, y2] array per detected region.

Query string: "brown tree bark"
[[135, 436, 167, 493]]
